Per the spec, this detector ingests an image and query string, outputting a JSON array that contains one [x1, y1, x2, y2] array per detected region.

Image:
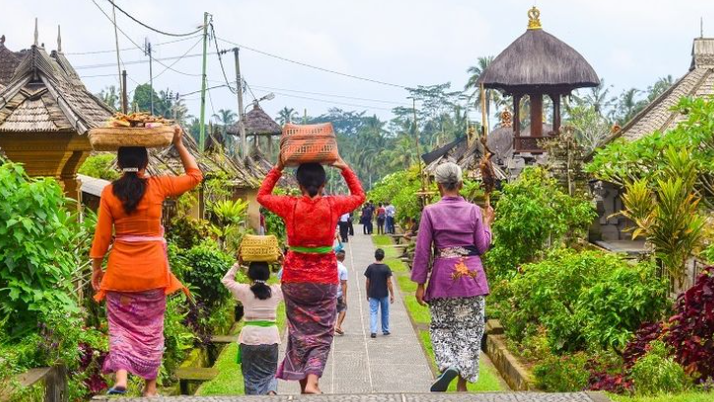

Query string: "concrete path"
[[278, 232, 434, 394], [96, 391, 611, 401]]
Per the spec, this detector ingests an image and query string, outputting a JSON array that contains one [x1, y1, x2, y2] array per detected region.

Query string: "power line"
[[217, 37, 408, 89], [153, 37, 203, 80], [66, 34, 202, 56], [105, 0, 203, 37], [209, 23, 236, 94], [249, 84, 412, 106], [90, 0, 202, 78], [251, 88, 395, 111]]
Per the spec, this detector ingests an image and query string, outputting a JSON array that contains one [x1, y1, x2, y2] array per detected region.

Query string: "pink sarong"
[[102, 289, 166, 380]]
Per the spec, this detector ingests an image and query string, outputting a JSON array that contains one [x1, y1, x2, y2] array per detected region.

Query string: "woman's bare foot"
[[456, 376, 468, 392], [302, 374, 321, 394]]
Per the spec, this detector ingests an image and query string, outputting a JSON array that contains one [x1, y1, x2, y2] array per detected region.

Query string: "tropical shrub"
[[587, 95, 714, 209], [623, 322, 665, 368], [533, 352, 590, 392], [78, 154, 119, 181], [181, 241, 234, 309], [617, 148, 706, 286], [576, 261, 670, 351], [208, 199, 249, 253], [0, 162, 83, 335], [368, 165, 438, 224], [631, 341, 692, 395], [504, 249, 669, 353], [161, 295, 196, 384], [167, 217, 211, 250], [666, 266, 714, 383], [485, 167, 596, 279]]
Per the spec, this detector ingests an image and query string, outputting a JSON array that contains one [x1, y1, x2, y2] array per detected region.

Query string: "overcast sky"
[[2, 0, 714, 122]]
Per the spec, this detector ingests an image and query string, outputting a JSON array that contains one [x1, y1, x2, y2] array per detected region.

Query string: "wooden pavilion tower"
[[227, 102, 282, 160], [0, 24, 112, 197], [478, 7, 599, 154]]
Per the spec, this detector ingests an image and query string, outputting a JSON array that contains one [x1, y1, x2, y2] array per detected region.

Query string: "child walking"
[[222, 262, 283, 395], [257, 157, 365, 394], [364, 249, 394, 338]]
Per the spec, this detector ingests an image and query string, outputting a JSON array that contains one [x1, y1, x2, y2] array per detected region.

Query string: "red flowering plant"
[[666, 266, 714, 383]]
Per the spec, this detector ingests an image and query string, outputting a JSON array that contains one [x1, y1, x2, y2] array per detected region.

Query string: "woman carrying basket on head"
[[90, 127, 202, 397], [257, 156, 365, 394]]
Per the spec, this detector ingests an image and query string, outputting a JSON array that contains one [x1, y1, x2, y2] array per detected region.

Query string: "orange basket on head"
[[279, 123, 339, 166]]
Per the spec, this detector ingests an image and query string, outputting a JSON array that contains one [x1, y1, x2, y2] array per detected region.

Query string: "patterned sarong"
[[276, 282, 338, 380], [102, 289, 166, 380], [429, 296, 485, 383]]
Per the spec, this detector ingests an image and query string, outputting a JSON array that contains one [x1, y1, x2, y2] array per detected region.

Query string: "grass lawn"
[[197, 301, 286, 395], [609, 392, 714, 402], [372, 234, 504, 392]]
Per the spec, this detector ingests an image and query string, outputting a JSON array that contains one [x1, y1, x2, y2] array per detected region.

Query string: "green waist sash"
[[289, 245, 333, 254], [236, 320, 277, 364]]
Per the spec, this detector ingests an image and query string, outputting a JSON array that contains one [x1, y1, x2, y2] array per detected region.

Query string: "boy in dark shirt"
[[364, 248, 394, 338]]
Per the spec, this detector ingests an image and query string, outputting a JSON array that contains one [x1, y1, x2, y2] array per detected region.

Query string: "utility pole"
[[233, 47, 247, 161], [144, 38, 154, 115], [121, 70, 128, 113], [112, 1, 122, 110], [199, 12, 209, 153]]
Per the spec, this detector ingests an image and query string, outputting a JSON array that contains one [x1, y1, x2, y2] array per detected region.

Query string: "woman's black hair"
[[113, 147, 149, 214], [248, 262, 272, 300], [296, 163, 326, 197]]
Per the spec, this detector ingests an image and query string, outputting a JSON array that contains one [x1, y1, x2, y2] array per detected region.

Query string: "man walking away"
[[385, 202, 396, 234], [364, 249, 394, 338], [362, 203, 374, 235], [348, 212, 355, 236], [338, 213, 350, 243], [335, 250, 349, 335]]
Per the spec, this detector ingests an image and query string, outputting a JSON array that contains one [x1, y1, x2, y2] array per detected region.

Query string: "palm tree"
[[276, 107, 298, 125], [464, 56, 501, 130], [97, 85, 120, 111], [213, 109, 237, 129], [617, 88, 642, 125]]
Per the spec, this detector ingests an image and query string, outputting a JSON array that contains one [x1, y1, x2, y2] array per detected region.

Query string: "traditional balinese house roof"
[[148, 133, 262, 188], [227, 103, 282, 136], [422, 137, 508, 181], [597, 37, 714, 147], [0, 39, 112, 134], [0, 36, 27, 91]]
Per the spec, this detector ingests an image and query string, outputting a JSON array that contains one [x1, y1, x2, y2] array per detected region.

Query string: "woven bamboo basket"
[[88, 126, 174, 151], [279, 123, 339, 166], [239, 234, 281, 263]]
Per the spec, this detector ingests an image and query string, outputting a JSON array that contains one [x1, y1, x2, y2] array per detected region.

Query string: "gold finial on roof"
[[527, 6, 542, 30]]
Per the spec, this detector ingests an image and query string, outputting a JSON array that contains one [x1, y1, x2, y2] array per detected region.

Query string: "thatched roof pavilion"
[[478, 7, 599, 153], [227, 102, 282, 158], [0, 26, 112, 196], [597, 37, 714, 146]]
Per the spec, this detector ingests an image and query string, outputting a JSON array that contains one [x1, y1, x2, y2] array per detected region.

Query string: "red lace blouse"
[[257, 167, 365, 283]]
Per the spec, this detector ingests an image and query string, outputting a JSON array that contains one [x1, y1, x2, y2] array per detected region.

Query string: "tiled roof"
[[600, 38, 714, 145]]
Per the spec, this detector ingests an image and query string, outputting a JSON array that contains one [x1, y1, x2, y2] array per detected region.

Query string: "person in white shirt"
[[335, 250, 349, 335], [338, 212, 350, 243], [385, 203, 396, 234]]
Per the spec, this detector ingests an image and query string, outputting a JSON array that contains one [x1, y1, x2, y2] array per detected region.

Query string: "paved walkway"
[[278, 232, 434, 394], [95, 391, 611, 401]]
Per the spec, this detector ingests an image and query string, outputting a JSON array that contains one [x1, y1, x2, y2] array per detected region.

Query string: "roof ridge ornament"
[[527, 6, 542, 30], [34, 18, 39, 46], [57, 25, 62, 53]]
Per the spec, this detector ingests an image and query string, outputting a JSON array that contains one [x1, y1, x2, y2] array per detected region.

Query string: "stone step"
[[93, 391, 611, 401]]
